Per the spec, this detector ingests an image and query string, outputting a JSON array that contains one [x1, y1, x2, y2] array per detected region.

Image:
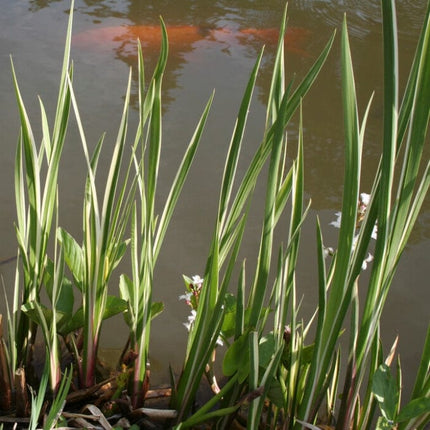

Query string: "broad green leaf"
[[60, 296, 128, 335], [372, 364, 399, 422], [266, 376, 285, 408], [58, 308, 84, 335], [223, 332, 250, 381], [259, 332, 277, 368], [21, 301, 71, 335], [58, 227, 84, 288], [220, 293, 237, 339], [21, 302, 53, 326], [301, 343, 315, 365], [119, 273, 133, 304], [52, 279, 74, 319], [150, 301, 164, 320], [103, 295, 128, 321], [396, 397, 430, 423]]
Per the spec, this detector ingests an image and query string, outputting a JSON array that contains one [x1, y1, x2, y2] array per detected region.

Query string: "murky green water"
[[0, 0, 428, 392]]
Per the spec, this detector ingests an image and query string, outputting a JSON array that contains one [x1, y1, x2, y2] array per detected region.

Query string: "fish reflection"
[[72, 24, 310, 57]]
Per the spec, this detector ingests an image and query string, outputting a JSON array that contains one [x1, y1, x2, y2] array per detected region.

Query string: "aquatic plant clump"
[[0, 0, 429, 429]]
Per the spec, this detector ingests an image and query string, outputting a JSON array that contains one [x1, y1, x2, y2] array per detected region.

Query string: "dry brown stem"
[[66, 376, 116, 404], [14, 367, 29, 417]]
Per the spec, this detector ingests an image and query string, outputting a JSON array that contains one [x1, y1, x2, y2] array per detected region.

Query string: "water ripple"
[[291, 0, 426, 39]]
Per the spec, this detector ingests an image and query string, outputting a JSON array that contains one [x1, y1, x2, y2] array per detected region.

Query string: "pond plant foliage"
[[0, 0, 429, 428]]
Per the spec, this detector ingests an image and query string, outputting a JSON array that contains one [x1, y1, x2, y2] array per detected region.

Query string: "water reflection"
[[29, 0, 427, 37], [72, 22, 309, 57], [29, 0, 62, 12], [70, 3, 312, 113]]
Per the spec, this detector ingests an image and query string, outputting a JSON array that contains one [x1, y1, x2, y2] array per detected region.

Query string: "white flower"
[[183, 309, 197, 332], [323, 247, 334, 258], [330, 212, 342, 229], [179, 292, 193, 302], [361, 253, 374, 270], [191, 275, 204, 286], [360, 193, 371, 206], [216, 336, 224, 347]]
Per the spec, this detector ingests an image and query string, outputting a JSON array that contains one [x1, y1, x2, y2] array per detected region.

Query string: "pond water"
[[0, 0, 428, 395]]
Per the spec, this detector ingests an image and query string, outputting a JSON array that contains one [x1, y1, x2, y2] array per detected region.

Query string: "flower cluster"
[[179, 274, 203, 310], [179, 274, 204, 332], [179, 275, 224, 346], [328, 193, 377, 270]]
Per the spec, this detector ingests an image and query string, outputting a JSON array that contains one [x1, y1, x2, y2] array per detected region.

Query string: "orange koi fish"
[[72, 24, 310, 56]]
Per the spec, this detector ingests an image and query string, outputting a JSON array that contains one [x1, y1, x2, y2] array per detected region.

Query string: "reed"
[[171, 4, 335, 423], [118, 25, 214, 407], [7, 0, 73, 393]]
